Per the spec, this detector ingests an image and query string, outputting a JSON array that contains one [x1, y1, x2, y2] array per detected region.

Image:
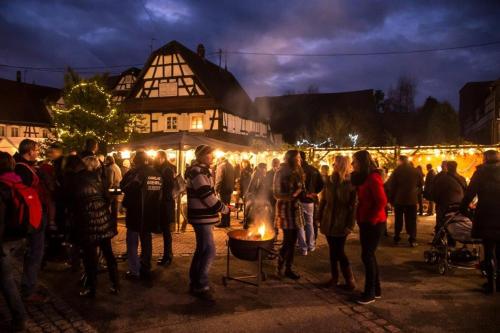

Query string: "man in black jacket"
[[423, 164, 436, 215], [154, 151, 176, 266], [460, 150, 500, 294], [120, 152, 163, 284], [13, 139, 47, 302], [297, 151, 324, 255], [387, 155, 422, 247]]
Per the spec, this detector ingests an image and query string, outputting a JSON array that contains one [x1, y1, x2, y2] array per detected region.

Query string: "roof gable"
[[129, 40, 259, 120], [0, 78, 59, 126]]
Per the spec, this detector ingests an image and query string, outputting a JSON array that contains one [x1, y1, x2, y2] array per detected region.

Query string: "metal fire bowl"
[[227, 230, 274, 261]]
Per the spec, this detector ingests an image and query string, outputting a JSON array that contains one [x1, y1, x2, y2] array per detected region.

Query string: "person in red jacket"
[[351, 150, 387, 305]]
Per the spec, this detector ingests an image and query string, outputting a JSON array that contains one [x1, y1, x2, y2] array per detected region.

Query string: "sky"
[[1, 0, 500, 108]]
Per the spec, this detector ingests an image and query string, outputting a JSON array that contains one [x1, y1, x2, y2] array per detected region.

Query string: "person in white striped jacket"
[[185, 145, 229, 301]]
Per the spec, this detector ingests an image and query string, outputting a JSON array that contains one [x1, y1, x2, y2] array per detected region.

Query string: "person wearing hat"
[[185, 145, 229, 301]]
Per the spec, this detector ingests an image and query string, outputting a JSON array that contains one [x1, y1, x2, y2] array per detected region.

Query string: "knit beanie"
[[195, 144, 213, 159]]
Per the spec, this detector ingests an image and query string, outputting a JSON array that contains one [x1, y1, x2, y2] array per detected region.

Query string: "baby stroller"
[[424, 205, 482, 275]]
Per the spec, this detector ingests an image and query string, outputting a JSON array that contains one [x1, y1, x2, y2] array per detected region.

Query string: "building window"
[[0, 126, 5, 137], [191, 116, 203, 130], [11, 127, 19, 137], [42, 129, 49, 138], [166, 116, 177, 130]]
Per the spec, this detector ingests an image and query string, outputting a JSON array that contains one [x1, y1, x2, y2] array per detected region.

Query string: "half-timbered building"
[[121, 40, 271, 145], [0, 76, 59, 153], [107, 67, 141, 103]]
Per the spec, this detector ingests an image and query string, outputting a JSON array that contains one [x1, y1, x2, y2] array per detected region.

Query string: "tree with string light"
[[50, 68, 139, 152]]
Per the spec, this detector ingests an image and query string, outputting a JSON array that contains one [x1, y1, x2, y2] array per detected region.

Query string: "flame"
[[258, 223, 266, 238]]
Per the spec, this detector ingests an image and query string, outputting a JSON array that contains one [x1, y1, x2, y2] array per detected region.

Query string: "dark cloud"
[[1, 0, 499, 108]]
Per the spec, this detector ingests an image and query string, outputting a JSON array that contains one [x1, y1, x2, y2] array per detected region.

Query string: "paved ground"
[[1, 214, 499, 332]]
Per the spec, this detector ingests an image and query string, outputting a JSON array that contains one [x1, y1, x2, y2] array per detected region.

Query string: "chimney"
[[197, 44, 205, 59], [16, 70, 22, 83]]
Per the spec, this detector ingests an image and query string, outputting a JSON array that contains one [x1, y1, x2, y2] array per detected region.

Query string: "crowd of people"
[[0, 137, 498, 331]]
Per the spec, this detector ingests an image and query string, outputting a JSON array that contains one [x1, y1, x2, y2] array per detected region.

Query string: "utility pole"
[[218, 49, 223, 68]]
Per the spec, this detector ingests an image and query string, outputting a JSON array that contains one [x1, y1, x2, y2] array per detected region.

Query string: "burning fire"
[[245, 220, 274, 241]]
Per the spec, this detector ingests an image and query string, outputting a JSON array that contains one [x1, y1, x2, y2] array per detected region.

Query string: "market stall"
[[310, 144, 500, 180]]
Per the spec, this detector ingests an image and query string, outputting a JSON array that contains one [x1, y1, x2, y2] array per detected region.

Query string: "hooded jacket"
[[460, 161, 500, 240]]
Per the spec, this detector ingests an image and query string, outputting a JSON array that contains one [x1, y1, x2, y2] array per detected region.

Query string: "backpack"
[[0, 178, 43, 238], [172, 174, 187, 198]]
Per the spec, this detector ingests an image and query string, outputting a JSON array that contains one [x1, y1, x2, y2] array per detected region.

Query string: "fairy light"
[[214, 150, 225, 159], [51, 80, 137, 144], [296, 137, 334, 148], [121, 150, 131, 159], [348, 133, 359, 147]]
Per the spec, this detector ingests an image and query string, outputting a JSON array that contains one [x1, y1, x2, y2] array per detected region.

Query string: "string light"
[[296, 137, 335, 148], [51, 80, 137, 144]]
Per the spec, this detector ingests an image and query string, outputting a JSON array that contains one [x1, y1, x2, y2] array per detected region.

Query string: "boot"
[[483, 259, 496, 294], [320, 264, 339, 288], [108, 264, 120, 295], [276, 257, 285, 277], [339, 265, 356, 291]]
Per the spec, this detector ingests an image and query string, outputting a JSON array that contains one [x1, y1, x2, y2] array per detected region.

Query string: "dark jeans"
[[81, 238, 117, 291], [417, 192, 424, 215], [126, 230, 152, 276], [326, 236, 349, 277], [359, 222, 385, 298], [435, 205, 447, 232], [483, 239, 500, 278], [1, 244, 26, 322], [189, 224, 216, 289], [427, 201, 434, 215], [162, 227, 173, 260], [279, 229, 298, 270], [220, 192, 232, 226], [110, 197, 119, 225], [394, 204, 417, 242], [22, 220, 46, 297]]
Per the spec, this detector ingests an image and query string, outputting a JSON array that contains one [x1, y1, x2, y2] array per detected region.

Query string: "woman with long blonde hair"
[[319, 155, 356, 289]]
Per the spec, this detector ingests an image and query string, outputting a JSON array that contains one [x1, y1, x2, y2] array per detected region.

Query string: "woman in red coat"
[[351, 150, 387, 305]]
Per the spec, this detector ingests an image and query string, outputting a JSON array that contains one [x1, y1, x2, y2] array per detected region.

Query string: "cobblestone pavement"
[[2, 215, 498, 332], [0, 268, 98, 333]]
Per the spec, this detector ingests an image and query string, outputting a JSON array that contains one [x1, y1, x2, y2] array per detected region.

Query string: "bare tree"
[[387, 76, 417, 112]]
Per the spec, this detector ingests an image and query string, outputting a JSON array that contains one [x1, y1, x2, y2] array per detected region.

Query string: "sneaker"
[[309, 247, 316, 253], [157, 257, 172, 266], [284, 269, 300, 280], [191, 286, 216, 302], [299, 250, 308, 256], [356, 294, 376, 305], [23, 292, 48, 304], [409, 241, 418, 248], [79, 288, 96, 298], [124, 271, 140, 281], [393, 236, 401, 245]]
